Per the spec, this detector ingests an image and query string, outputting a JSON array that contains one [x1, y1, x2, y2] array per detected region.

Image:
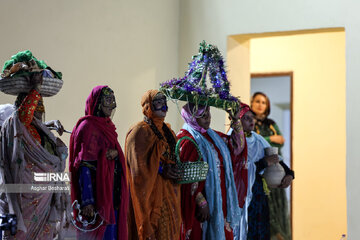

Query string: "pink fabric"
[[69, 86, 128, 239], [181, 103, 207, 133]]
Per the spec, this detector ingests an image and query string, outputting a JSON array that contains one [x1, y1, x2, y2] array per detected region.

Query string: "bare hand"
[[45, 120, 65, 136], [270, 135, 285, 145], [53, 120, 64, 136], [226, 108, 240, 122], [81, 204, 95, 218], [264, 154, 279, 166], [279, 175, 293, 188], [195, 203, 210, 222], [106, 149, 118, 160], [161, 164, 181, 180]]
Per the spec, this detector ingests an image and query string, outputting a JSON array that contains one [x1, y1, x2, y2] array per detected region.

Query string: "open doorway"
[[227, 28, 346, 239], [251, 72, 293, 239]]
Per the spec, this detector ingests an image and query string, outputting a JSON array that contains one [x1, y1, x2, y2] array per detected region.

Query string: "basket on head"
[[0, 76, 63, 97], [175, 136, 209, 184], [0, 50, 63, 97]]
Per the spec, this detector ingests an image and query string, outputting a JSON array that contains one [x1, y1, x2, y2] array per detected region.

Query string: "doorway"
[[227, 28, 346, 239], [251, 72, 293, 239]]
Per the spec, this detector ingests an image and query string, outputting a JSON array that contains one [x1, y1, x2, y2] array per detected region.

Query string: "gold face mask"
[[99, 87, 116, 118]]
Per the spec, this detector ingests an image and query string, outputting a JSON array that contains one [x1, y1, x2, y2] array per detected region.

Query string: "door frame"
[[251, 71, 294, 237]]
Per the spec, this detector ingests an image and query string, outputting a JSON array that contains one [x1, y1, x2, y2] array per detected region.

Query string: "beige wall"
[[0, 0, 180, 147], [248, 30, 346, 240]]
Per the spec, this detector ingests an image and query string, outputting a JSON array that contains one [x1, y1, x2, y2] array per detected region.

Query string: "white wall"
[[180, 0, 358, 238], [0, 0, 180, 147]]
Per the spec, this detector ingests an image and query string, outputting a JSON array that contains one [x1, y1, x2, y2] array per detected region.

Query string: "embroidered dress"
[[179, 103, 243, 240], [0, 91, 69, 240]]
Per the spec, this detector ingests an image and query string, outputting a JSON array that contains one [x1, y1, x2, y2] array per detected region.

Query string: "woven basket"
[[0, 76, 63, 97], [175, 136, 209, 184]]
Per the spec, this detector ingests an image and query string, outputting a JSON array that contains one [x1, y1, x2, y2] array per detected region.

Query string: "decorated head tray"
[[0, 50, 63, 97], [160, 41, 240, 113]]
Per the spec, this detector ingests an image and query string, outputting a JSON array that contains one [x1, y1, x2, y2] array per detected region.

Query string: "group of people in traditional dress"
[[0, 80, 294, 240]]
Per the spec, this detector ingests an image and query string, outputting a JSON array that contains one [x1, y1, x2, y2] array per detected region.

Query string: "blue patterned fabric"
[[79, 166, 119, 240], [183, 123, 241, 240], [103, 210, 119, 240], [79, 166, 95, 206]]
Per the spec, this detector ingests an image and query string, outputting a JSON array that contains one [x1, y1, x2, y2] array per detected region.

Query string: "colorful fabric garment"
[[254, 119, 283, 155], [18, 89, 42, 143], [183, 124, 241, 240], [126, 90, 181, 240], [245, 132, 271, 240], [254, 118, 293, 240], [69, 85, 128, 240], [177, 129, 206, 240], [178, 128, 242, 240], [78, 166, 95, 207], [179, 103, 243, 240], [0, 106, 69, 239]]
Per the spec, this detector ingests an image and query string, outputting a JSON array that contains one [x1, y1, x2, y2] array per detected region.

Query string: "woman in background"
[[250, 92, 294, 240]]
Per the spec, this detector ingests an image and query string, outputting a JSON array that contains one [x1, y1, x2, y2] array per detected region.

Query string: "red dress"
[[177, 129, 244, 240]]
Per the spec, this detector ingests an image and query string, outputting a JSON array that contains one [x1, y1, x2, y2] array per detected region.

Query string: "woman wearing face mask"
[[69, 86, 128, 240], [178, 103, 245, 240], [251, 92, 294, 240], [125, 90, 181, 240], [0, 75, 69, 239]]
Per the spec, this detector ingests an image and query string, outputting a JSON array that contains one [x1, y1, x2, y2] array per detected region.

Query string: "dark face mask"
[[152, 96, 168, 112], [100, 90, 116, 118]]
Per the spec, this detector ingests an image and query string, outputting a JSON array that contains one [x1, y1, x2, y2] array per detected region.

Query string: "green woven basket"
[[175, 136, 209, 184]]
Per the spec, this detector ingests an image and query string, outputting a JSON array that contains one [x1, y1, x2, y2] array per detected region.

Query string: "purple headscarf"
[[181, 103, 208, 133]]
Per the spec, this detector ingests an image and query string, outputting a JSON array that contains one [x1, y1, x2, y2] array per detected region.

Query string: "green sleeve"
[[263, 136, 271, 143], [273, 122, 283, 136], [272, 122, 284, 148]]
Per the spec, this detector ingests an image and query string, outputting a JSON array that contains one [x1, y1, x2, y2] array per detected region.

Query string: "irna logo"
[[34, 173, 70, 182]]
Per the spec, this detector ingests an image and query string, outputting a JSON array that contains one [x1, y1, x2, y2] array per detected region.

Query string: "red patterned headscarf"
[[239, 103, 251, 119]]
